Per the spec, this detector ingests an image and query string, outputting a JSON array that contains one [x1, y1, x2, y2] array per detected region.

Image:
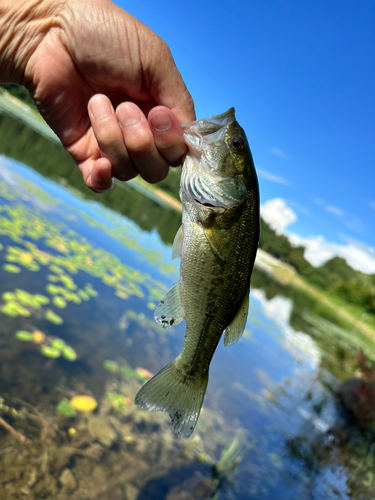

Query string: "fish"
[[135, 108, 260, 438]]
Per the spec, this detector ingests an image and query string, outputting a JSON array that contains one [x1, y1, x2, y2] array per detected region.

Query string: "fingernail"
[[149, 110, 171, 132], [117, 104, 141, 128], [90, 96, 112, 121]]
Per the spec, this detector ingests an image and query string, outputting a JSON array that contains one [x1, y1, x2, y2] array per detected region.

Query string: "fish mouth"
[[182, 108, 236, 154], [182, 108, 235, 132]]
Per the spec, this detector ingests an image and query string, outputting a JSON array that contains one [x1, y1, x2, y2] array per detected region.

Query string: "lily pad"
[[78, 289, 90, 301], [15, 330, 33, 342], [51, 338, 66, 350], [62, 346, 77, 362], [53, 296, 67, 309], [45, 310, 64, 325], [34, 294, 50, 305], [47, 274, 60, 282], [2, 292, 16, 302], [3, 264, 21, 274], [41, 345, 61, 358]]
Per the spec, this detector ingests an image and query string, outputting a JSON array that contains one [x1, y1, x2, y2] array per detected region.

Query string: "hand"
[[0, 0, 195, 191]]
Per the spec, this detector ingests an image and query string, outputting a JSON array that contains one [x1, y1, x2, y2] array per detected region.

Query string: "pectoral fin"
[[199, 219, 226, 263], [155, 281, 184, 329], [172, 225, 183, 261], [224, 288, 250, 346]]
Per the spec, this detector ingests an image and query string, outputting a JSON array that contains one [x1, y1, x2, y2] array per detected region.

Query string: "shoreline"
[[1, 90, 374, 342]]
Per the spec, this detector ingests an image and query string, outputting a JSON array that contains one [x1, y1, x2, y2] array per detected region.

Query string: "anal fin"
[[224, 287, 249, 346], [155, 281, 184, 329]]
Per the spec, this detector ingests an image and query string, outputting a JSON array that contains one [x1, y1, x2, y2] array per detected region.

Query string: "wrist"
[[0, 0, 64, 84]]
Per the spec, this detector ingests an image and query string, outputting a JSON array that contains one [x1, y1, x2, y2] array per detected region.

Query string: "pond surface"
[[0, 110, 375, 500]]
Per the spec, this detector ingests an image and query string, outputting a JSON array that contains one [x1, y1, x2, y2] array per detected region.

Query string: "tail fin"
[[134, 360, 208, 438]]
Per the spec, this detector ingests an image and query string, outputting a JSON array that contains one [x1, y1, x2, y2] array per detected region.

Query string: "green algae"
[[57, 398, 77, 418]]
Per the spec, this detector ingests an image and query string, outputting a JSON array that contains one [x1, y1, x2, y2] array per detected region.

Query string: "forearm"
[[0, 0, 63, 84]]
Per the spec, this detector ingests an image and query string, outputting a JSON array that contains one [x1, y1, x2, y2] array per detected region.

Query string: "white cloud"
[[314, 198, 345, 217], [271, 147, 289, 160], [289, 233, 375, 274], [260, 198, 297, 235], [325, 205, 344, 216], [257, 168, 291, 186], [262, 197, 375, 274]]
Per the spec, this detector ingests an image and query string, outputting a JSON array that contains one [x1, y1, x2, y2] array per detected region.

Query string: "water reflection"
[[0, 112, 375, 499]]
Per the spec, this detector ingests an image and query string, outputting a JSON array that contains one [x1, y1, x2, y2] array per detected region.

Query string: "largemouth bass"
[[135, 108, 259, 438]]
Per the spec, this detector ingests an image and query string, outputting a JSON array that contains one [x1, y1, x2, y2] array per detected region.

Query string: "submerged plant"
[[103, 359, 119, 373], [57, 398, 77, 418], [106, 392, 131, 412]]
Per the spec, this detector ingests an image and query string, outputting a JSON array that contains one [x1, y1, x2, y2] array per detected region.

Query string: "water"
[[0, 110, 375, 499]]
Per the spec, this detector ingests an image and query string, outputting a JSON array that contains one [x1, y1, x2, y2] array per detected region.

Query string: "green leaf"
[[45, 310, 63, 325], [62, 346, 77, 362], [41, 345, 61, 358], [15, 330, 33, 342], [3, 264, 21, 274]]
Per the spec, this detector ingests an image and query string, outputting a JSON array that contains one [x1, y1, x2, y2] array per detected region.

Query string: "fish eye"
[[230, 137, 244, 152]]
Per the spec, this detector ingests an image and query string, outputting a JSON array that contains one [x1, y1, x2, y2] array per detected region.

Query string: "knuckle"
[[127, 133, 154, 155]]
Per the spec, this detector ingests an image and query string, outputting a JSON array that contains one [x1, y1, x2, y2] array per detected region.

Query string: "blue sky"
[[116, 0, 375, 272]]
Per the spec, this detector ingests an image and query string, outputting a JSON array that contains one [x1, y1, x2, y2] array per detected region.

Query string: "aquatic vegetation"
[[2, 300, 30, 317], [0, 397, 18, 417], [103, 359, 153, 383], [1, 288, 50, 318], [32, 330, 45, 343], [2, 263, 21, 273], [41, 345, 61, 358], [14, 329, 77, 361], [103, 359, 119, 373], [57, 398, 77, 418], [5, 245, 40, 271], [15, 330, 34, 341], [45, 309, 63, 325], [52, 296, 67, 308], [70, 395, 98, 412], [135, 367, 153, 380], [106, 392, 132, 412], [62, 345, 77, 362]]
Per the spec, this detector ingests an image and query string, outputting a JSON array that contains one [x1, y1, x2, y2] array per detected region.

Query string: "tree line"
[[259, 218, 375, 316]]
